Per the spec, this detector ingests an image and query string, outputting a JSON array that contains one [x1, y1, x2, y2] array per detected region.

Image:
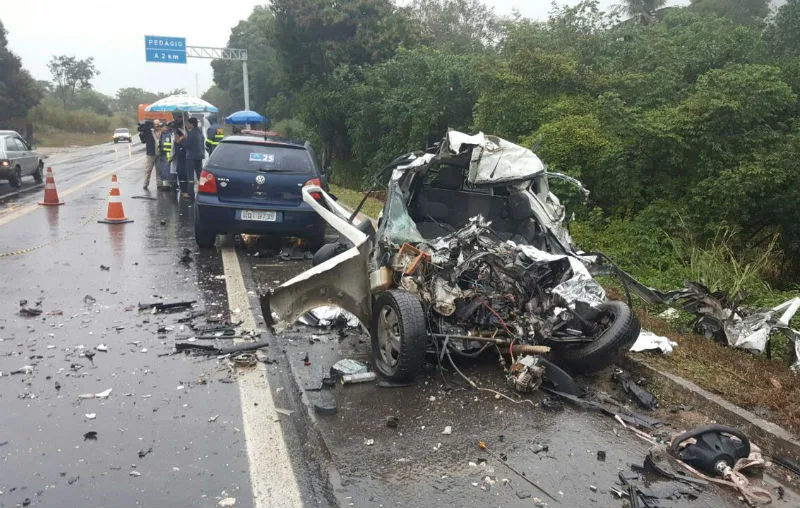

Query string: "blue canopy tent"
[[225, 110, 267, 125]]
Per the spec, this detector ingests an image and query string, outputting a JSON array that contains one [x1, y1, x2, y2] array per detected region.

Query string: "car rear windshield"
[[208, 142, 316, 174], [115, 129, 129, 133]]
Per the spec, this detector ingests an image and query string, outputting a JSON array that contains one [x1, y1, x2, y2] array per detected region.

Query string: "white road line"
[[0, 156, 141, 227], [221, 244, 303, 508]]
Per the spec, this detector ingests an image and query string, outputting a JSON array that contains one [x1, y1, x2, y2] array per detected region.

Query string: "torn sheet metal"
[[263, 186, 371, 332], [552, 275, 607, 309], [630, 330, 677, 354], [444, 130, 546, 185]]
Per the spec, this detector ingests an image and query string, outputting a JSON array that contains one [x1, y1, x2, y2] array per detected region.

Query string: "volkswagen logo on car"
[[255, 175, 265, 185]]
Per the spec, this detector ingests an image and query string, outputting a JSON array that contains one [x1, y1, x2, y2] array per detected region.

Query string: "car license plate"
[[239, 210, 277, 222]]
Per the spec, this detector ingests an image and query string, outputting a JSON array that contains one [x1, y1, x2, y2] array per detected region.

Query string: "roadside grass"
[[36, 129, 113, 147], [329, 184, 384, 219], [629, 306, 800, 435]]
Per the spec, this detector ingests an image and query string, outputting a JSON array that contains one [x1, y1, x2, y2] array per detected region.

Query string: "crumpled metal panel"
[[262, 186, 371, 332], [552, 275, 607, 309], [444, 131, 546, 185]]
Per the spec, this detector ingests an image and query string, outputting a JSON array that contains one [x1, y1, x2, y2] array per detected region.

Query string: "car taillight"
[[198, 170, 218, 194], [304, 178, 322, 200]]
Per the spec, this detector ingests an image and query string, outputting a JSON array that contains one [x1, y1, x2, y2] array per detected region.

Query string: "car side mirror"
[[323, 166, 333, 178]]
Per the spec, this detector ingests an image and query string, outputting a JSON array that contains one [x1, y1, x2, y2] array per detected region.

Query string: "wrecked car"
[[264, 131, 641, 386]]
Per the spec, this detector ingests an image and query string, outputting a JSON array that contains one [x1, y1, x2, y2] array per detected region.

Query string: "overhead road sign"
[[145, 35, 187, 64]]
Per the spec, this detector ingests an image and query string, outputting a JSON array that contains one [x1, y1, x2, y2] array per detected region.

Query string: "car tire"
[[195, 221, 217, 248], [114, 140, 118, 144], [33, 162, 44, 184], [8, 166, 22, 188], [370, 290, 428, 382], [553, 300, 640, 373]]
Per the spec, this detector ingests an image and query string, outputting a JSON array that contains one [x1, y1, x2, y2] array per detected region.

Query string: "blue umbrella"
[[225, 110, 267, 125]]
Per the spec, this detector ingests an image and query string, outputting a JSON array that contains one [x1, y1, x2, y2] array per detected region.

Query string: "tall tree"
[[269, 0, 420, 88], [115, 87, 159, 113], [689, 0, 770, 26], [614, 0, 668, 25], [0, 19, 42, 124], [47, 55, 99, 108], [409, 0, 500, 53]]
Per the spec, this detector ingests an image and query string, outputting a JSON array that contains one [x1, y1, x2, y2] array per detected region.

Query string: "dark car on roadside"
[[0, 130, 44, 188], [193, 135, 329, 249]]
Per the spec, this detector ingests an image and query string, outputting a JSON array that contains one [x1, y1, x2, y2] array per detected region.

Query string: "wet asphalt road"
[[1, 143, 796, 507], [0, 145, 253, 507]]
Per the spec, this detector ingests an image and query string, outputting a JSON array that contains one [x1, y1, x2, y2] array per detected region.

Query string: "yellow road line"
[[0, 156, 142, 227]]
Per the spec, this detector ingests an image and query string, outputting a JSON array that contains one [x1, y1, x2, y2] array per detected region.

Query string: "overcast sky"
[[3, 0, 690, 102]]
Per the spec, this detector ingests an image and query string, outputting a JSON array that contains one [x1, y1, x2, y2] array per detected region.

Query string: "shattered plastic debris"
[[630, 330, 677, 354], [19, 306, 43, 317], [364, 439, 375, 446], [300, 306, 360, 328], [331, 359, 368, 376], [218, 498, 236, 507], [95, 344, 108, 352], [85, 413, 96, 420], [442, 426, 452, 435]]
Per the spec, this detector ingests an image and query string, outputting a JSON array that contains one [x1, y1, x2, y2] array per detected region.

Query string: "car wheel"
[[370, 290, 428, 382], [8, 166, 22, 188], [194, 221, 217, 248], [553, 300, 641, 373], [33, 162, 44, 184], [114, 140, 118, 143]]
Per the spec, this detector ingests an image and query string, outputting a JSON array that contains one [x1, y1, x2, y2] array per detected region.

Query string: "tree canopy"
[[0, 19, 42, 124], [211, 0, 800, 279]]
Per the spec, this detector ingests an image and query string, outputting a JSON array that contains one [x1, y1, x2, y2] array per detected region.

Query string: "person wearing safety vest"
[[205, 117, 224, 155], [156, 124, 173, 191]]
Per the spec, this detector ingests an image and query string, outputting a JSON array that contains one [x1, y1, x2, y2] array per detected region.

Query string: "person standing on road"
[[173, 128, 190, 200], [205, 117, 223, 155], [142, 120, 161, 190], [156, 124, 172, 191], [184, 117, 205, 196]]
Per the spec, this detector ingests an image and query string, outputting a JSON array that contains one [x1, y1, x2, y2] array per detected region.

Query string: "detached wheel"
[[8, 166, 22, 188], [194, 221, 217, 248], [554, 300, 640, 373], [33, 162, 44, 184], [371, 290, 428, 382]]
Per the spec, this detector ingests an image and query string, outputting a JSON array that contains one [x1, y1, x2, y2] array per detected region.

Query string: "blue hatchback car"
[[194, 135, 328, 248]]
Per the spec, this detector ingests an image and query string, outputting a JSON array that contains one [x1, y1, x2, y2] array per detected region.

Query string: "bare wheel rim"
[[377, 305, 401, 368]]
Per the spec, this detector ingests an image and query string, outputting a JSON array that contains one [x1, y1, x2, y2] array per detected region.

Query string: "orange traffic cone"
[[97, 174, 133, 224], [38, 167, 64, 206]]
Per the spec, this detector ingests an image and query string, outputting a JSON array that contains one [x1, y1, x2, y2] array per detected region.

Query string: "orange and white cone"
[[38, 167, 64, 206], [98, 174, 133, 224]]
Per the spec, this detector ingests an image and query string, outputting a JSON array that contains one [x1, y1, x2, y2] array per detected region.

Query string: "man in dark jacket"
[[184, 117, 205, 185], [142, 120, 160, 190]]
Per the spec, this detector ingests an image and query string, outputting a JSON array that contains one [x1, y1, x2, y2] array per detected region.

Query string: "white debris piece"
[[630, 330, 677, 354], [442, 426, 452, 435], [658, 308, 682, 322], [218, 498, 236, 507], [96, 344, 108, 352], [129, 470, 141, 477], [364, 439, 374, 446], [85, 413, 97, 420], [95, 388, 112, 399]]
